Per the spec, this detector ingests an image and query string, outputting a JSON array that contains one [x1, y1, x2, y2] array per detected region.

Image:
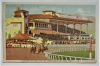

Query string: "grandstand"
[[6, 7, 93, 44]]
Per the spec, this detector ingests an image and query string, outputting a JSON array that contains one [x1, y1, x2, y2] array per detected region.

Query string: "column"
[[86, 23, 88, 35], [37, 23, 39, 27], [57, 20, 58, 32], [35, 23, 36, 27], [80, 24, 82, 39], [66, 23, 68, 33], [33, 23, 34, 27], [73, 23, 75, 34]]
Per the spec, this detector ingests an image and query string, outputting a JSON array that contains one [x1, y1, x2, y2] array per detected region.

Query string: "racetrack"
[[6, 44, 95, 60]]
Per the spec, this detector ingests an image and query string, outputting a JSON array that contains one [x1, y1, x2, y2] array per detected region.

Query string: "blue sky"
[[6, 4, 95, 18]]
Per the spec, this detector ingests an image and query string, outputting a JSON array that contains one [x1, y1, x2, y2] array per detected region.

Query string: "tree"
[[8, 33, 11, 39], [6, 33, 7, 38], [17, 30, 21, 34], [42, 38, 47, 44]]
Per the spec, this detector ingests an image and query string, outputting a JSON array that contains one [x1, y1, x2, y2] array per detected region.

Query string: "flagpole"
[[89, 35, 92, 59]]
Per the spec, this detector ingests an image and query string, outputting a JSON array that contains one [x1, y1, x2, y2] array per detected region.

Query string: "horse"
[[41, 46, 48, 53], [37, 45, 48, 53], [38, 46, 42, 53], [30, 46, 36, 54]]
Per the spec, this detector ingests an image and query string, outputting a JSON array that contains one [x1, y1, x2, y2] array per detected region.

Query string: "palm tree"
[[41, 38, 47, 45]]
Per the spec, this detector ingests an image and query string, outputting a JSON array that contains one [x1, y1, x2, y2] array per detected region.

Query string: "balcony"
[[29, 27, 35, 30], [35, 27, 51, 30]]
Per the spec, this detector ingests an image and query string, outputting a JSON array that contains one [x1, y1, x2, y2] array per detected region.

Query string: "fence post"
[[66, 57, 67, 60], [54, 55, 56, 59], [52, 55, 54, 59], [51, 54, 53, 59], [61, 56, 63, 60], [75, 57, 76, 60], [58, 56, 60, 60], [70, 57, 71, 60]]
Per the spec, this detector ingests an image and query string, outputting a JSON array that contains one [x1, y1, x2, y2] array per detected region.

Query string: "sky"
[[5, 4, 95, 18]]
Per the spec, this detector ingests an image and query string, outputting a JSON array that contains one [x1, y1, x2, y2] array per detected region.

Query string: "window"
[[37, 23, 39, 27], [13, 24, 15, 27], [35, 23, 37, 27], [29, 23, 33, 27], [43, 24, 44, 28], [41, 23, 43, 28], [46, 24, 48, 28], [15, 24, 16, 26], [14, 32, 16, 36], [13, 24, 18, 27], [43, 19, 49, 22], [44, 24, 46, 28], [39, 23, 40, 27]]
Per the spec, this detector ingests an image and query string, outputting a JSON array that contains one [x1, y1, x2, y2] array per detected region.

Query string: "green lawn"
[[53, 50, 95, 60]]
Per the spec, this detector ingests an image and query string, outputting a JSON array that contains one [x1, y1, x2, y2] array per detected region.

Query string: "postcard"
[[2, 2, 98, 63]]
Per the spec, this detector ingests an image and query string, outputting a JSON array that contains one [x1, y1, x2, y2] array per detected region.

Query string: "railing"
[[44, 52, 92, 60], [47, 44, 95, 47], [44, 48, 95, 60]]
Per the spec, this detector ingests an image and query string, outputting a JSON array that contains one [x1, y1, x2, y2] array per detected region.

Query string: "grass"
[[53, 50, 95, 60]]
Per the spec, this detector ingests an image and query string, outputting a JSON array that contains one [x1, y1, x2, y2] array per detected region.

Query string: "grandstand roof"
[[29, 19, 52, 24], [54, 17, 93, 23], [28, 14, 92, 24], [28, 14, 58, 19], [42, 10, 56, 13]]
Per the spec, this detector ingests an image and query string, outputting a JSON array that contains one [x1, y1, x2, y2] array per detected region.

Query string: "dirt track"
[[6, 48, 52, 60], [6, 45, 95, 60]]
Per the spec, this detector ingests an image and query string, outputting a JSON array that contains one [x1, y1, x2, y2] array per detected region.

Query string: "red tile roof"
[[8, 34, 35, 40], [14, 10, 28, 17], [14, 10, 28, 13]]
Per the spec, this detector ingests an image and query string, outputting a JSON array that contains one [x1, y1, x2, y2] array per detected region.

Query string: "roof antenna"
[[62, 7, 63, 15], [22, 5, 23, 10]]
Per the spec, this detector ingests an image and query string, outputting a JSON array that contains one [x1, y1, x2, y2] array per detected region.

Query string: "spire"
[[16, 7, 20, 11]]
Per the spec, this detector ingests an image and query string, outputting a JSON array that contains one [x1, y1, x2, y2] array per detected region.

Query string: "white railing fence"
[[47, 44, 95, 47], [44, 48, 95, 60]]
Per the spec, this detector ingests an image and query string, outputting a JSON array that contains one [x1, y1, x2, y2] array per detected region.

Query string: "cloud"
[[52, 7, 55, 10], [87, 11, 91, 13], [77, 8, 85, 13], [79, 13, 95, 17], [30, 7, 39, 11], [39, 6, 46, 9], [57, 10, 62, 13]]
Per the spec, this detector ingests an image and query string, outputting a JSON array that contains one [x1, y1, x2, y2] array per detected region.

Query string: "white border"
[[0, 0, 100, 66]]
